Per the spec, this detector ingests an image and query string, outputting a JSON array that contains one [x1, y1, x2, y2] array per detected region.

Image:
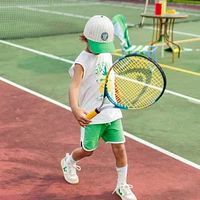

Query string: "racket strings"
[[113, 56, 165, 109]]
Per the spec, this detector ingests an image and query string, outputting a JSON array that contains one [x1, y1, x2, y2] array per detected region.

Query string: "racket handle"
[[86, 109, 100, 120]]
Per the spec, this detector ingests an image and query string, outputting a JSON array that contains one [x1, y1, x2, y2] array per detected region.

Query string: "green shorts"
[[80, 119, 125, 151]]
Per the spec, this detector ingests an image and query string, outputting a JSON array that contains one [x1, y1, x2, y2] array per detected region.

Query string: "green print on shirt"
[[95, 62, 113, 103], [94, 62, 110, 76]]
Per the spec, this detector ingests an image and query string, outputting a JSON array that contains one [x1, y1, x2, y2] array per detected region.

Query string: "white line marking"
[[0, 76, 199, 170], [0, 40, 73, 64], [16, 5, 200, 38], [165, 90, 200, 104], [0, 2, 199, 170], [18, 6, 90, 19], [138, 26, 200, 38], [188, 99, 200, 105], [0, 39, 199, 104], [1, 1, 199, 18], [116, 74, 163, 91], [0, 2, 101, 9], [0, 76, 72, 111], [124, 131, 200, 170]]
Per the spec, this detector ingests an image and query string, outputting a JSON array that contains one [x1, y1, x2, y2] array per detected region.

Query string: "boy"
[[61, 15, 137, 200]]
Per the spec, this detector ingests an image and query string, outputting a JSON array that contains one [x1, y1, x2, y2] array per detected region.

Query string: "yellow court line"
[[160, 64, 200, 76], [112, 52, 123, 56], [154, 37, 200, 47], [112, 52, 200, 77]]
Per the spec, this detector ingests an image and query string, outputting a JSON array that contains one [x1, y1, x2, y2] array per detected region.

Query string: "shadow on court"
[[0, 81, 200, 200]]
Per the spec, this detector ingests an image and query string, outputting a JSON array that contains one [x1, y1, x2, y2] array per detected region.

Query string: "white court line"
[[0, 40, 73, 64], [1, 4, 199, 170], [136, 26, 200, 38], [0, 40, 199, 170], [0, 2, 101, 9], [1, 1, 199, 17], [4, 1, 199, 16], [0, 76, 199, 170], [0, 39, 200, 104], [98, 2, 200, 15], [17, 6, 200, 38], [18, 6, 90, 20], [0, 76, 71, 111], [124, 131, 200, 170]]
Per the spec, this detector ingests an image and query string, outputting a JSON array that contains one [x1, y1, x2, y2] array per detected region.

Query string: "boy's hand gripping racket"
[[86, 53, 167, 120]]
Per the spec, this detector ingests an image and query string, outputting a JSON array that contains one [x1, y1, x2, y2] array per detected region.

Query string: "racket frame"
[[86, 53, 167, 119]]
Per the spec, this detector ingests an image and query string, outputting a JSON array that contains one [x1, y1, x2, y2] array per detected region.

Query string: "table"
[[140, 12, 188, 62]]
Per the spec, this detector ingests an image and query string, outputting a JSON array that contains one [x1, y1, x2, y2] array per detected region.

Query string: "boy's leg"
[[61, 150, 80, 184], [112, 143, 127, 167], [61, 124, 102, 184], [112, 143, 137, 200], [112, 143, 130, 186], [61, 147, 93, 184], [102, 119, 137, 200]]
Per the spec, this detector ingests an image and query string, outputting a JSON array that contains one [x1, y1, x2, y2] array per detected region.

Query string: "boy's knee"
[[113, 144, 126, 154], [83, 149, 94, 157]]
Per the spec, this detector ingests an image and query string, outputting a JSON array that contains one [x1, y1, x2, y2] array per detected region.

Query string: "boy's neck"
[[85, 46, 92, 53], [85, 46, 100, 55]]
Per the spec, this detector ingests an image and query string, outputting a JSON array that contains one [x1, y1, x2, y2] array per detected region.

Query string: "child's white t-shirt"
[[69, 50, 122, 124]]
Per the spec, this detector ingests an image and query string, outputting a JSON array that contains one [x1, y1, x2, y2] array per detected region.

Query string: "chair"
[[112, 14, 158, 61]]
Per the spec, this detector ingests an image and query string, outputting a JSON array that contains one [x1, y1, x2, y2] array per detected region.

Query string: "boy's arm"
[[69, 63, 91, 127]]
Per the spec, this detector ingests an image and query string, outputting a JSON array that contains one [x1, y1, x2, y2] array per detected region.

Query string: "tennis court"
[[0, 1, 200, 199]]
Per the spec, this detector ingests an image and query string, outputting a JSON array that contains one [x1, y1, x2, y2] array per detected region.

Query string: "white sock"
[[116, 165, 128, 186], [66, 152, 78, 164]]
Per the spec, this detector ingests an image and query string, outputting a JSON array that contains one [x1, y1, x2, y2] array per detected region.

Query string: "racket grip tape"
[[86, 108, 100, 120]]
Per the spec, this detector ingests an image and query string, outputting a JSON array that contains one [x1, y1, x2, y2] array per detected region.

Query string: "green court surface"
[[0, 1, 200, 166]]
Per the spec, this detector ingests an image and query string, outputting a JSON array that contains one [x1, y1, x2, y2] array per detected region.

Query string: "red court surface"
[[0, 81, 200, 200]]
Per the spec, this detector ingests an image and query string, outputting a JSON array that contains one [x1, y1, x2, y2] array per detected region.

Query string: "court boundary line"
[[152, 38, 200, 46], [0, 39, 199, 104], [16, 5, 200, 38], [113, 51, 200, 77], [0, 76, 199, 170]]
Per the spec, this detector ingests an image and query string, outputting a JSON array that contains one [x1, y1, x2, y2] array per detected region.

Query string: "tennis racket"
[[86, 53, 166, 120]]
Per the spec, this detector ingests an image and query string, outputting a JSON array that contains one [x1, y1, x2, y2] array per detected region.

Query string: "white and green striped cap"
[[83, 15, 116, 54]]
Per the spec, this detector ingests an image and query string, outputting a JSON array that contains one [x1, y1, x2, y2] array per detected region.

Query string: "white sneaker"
[[113, 183, 137, 200], [61, 153, 81, 184]]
